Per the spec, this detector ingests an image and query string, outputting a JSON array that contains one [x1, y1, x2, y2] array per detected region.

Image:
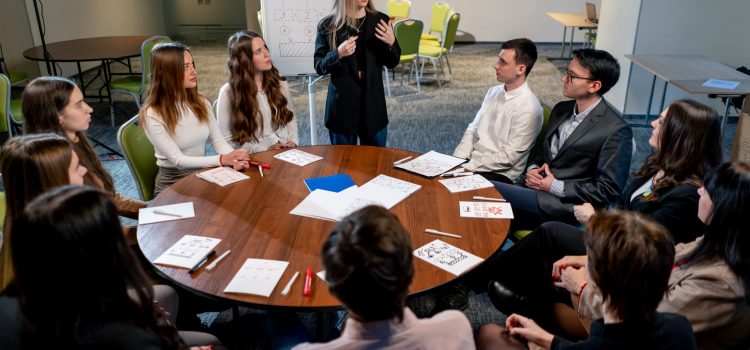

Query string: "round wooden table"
[[138, 145, 509, 310]]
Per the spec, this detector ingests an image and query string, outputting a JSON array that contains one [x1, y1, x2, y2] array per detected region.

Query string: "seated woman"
[[570, 161, 750, 349], [475, 210, 696, 349], [480, 99, 722, 320], [0, 185, 221, 349], [140, 42, 249, 196], [0, 134, 87, 290], [22, 76, 146, 218], [292, 205, 474, 349], [217, 31, 298, 152]]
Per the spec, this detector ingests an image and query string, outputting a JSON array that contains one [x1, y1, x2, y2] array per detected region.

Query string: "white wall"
[[0, 0, 39, 78], [22, 0, 167, 77], [623, 0, 750, 116], [594, 0, 642, 113], [163, 0, 246, 40]]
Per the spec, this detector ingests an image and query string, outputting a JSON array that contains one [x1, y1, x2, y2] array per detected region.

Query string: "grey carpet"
[[45, 41, 737, 349]]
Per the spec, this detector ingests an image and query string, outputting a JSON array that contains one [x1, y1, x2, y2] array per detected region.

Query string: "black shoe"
[[429, 284, 469, 316], [487, 280, 529, 317]]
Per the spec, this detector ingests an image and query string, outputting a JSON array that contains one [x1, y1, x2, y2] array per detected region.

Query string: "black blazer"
[[530, 99, 633, 223], [314, 11, 401, 136], [619, 175, 703, 244]]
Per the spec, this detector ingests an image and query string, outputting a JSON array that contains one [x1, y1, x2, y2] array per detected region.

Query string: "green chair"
[[0, 50, 29, 86], [384, 19, 423, 97], [109, 36, 170, 127], [421, 2, 451, 42], [117, 115, 158, 201], [418, 12, 459, 87], [512, 105, 552, 241], [420, 9, 453, 48], [0, 74, 10, 134], [386, 0, 411, 18]]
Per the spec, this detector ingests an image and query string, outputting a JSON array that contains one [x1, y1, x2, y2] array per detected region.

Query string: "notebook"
[[223, 258, 289, 297], [304, 174, 356, 192]]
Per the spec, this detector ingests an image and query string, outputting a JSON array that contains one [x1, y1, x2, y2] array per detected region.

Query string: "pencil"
[[425, 228, 462, 239]]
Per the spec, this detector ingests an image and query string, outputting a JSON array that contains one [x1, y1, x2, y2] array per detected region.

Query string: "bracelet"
[[576, 282, 588, 297]]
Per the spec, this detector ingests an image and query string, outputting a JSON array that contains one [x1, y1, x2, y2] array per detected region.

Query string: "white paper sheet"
[[196, 167, 250, 186], [438, 174, 494, 193], [273, 149, 323, 166], [413, 239, 484, 276], [459, 201, 514, 219], [223, 258, 289, 297], [139, 202, 195, 224], [153, 234, 221, 269], [395, 150, 466, 177], [289, 189, 343, 221]]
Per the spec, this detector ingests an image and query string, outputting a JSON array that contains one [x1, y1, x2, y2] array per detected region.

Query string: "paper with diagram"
[[394, 150, 466, 177], [153, 235, 221, 269], [413, 239, 484, 276]]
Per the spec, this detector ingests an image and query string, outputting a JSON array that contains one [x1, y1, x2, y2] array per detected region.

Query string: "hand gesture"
[[221, 149, 249, 166], [337, 36, 357, 58], [552, 255, 587, 278], [554, 266, 587, 294], [573, 203, 596, 224], [375, 19, 395, 47], [505, 313, 554, 349]]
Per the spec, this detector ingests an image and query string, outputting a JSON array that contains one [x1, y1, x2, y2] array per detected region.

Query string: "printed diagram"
[[438, 174, 494, 193], [273, 149, 323, 166], [270, 0, 328, 57], [398, 158, 454, 177], [366, 174, 421, 194], [415, 240, 469, 266], [165, 237, 215, 259]]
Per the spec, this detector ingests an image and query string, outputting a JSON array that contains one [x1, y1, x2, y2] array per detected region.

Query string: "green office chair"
[[384, 19, 423, 97], [0, 74, 10, 134], [109, 36, 171, 127], [418, 12, 459, 87], [512, 105, 552, 241], [386, 0, 411, 18], [421, 2, 451, 42], [117, 115, 158, 201], [420, 9, 454, 48]]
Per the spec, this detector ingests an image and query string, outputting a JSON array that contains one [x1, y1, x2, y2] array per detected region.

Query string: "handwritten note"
[[438, 174, 494, 193], [274, 149, 323, 166], [224, 258, 289, 297], [153, 235, 221, 269], [459, 201, 514, 219], [413, 239, 484, 276], [196, 167, 250, 186]]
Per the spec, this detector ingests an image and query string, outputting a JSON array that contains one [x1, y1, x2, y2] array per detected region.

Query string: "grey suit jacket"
[[529, 99, 632, 223]]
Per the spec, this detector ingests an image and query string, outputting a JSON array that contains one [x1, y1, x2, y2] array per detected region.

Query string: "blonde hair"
[[324, 0, 376, 47]]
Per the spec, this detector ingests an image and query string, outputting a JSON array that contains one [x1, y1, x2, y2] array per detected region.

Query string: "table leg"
[[560, 27, 567, 58], [645, 75, 656, 125], [568, 27, 575, 58], [658, 81, 668, 114], [76, 62, 86, 97], [721, 96, 733, 139]]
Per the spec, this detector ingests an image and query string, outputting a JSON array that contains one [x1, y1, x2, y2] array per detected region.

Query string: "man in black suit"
[[494, 49, 632, 227]]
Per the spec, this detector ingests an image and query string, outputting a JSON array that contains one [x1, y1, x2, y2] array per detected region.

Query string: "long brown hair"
[[226, 31, 293, 145], [633, 99, 722, 201], [21, 77, 115, 193], [323, 0, 376, 47], [0, 133, 74, 290], [139, 42, 210, 136]]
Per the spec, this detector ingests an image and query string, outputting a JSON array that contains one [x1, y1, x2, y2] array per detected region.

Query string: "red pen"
[[250, 162, 271, 169], [303, 267, 312, 297]]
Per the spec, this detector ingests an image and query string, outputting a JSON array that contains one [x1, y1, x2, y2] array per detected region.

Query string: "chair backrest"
[[387, 0, 411, 18], [257, 10, 264, 34], [117, 115, 158, 201], [526, 106, 552, 168], [0, 74, 9, 134], [141, 36, 171, 94], [428, 2, 451, 34], [394, 19, 423, 57], [440, 12, 460, 52]]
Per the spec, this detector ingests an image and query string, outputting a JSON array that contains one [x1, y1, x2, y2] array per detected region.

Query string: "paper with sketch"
[[224, 259, 289, 297], [439, 174, 494, 193], [196, 167, 250, 186], [459, 201, 514, 219], [139, 202, 195, 225], [702, 79, 741, 90], [274, 149, 323, 166], [153, 235, 221, 269], [413, 239, 484, 276], [361, 174, 421, 196], [395, 150, 465, 177]]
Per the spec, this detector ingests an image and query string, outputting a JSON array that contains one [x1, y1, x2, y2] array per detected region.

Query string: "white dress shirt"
[[453, 82, 543, 182]]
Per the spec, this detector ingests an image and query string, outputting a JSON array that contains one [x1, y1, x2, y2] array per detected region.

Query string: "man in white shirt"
[[453, 38, 543, 184]]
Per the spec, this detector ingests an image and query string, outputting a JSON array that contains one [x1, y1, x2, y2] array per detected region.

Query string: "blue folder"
[[304, 174, 356, 192]]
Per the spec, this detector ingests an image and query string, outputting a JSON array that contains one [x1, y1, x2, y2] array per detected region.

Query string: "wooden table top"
[[546, 12, 597, 28], [138, 145, 509, 310], [23, 35, 149, 62]]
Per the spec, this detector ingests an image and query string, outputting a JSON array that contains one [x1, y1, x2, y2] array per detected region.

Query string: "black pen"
[[188, 250, 216, 274]]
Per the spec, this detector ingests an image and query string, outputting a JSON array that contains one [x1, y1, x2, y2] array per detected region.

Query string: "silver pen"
[[280, 271, 300, 296], [425, 228, 462, 239]]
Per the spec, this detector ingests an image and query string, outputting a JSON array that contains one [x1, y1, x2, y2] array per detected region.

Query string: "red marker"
[[250, 162, 271, 169], [303, 267, 313, 297]]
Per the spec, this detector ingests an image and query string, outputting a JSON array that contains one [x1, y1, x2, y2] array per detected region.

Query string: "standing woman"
[[217, 31, 298, 152], [22, 76, 145, 218], [314, 0, 400, 146], [140, 42, 249, 196]]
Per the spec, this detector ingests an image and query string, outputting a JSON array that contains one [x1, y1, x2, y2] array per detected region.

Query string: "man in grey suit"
[[495, 49, 632, 227]]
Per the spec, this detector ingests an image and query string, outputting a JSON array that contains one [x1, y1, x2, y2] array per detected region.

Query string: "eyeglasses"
[[564, 70, 596, 82]]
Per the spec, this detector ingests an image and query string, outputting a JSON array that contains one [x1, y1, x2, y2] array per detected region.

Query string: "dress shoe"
[[487, 280, 530, 317], [429, 283, 469, 316]]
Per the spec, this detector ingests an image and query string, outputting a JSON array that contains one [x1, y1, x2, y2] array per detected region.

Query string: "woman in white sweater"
[[217, 31, 298, 153], [140, 42, 249, 195]]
